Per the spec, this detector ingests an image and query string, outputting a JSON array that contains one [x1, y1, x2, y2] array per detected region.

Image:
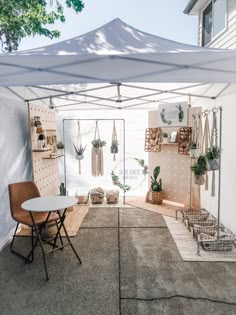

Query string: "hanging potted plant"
[[189, 142, 198, 158], [150, 166, 163, 204], [91, 139, 106, 152], [56, 141, 65, 154], [205, 145, 220, 171], [73, 143, 86, 160], [111, 140, 119, 154], [191, 155, 207, 185], [162, 132, 168, 144]]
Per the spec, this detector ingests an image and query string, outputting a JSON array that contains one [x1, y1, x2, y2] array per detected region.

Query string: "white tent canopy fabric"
[[1, 18, 236, 86]]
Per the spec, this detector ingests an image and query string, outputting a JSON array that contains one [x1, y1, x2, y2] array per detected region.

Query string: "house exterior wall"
[[197, 0, 236, 48]]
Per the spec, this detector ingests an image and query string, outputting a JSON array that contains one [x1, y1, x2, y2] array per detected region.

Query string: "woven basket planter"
[[151, 191, 163, 205]]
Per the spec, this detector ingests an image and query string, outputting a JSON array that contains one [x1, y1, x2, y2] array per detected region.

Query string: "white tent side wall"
[[0, 89, 32, 250], [191, 83, 236, 234]]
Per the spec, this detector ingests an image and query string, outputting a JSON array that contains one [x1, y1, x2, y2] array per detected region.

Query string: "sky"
[[19, 0, 198, 51]]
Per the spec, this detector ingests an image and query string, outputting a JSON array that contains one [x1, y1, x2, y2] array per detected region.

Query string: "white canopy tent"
[[1, 18, 236, 249]]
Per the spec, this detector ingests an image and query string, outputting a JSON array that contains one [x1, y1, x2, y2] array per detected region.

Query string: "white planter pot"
[[163, 138, 168, 144], [207, 159, 219, 171], [190, 149, 198, 158], [75, 154, 84, 160]]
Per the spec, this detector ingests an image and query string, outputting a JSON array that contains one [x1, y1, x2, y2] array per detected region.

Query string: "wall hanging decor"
[[144, 128, 161, 152], [111, 158, 148, 192], [158, 102, 188, 127], [110, 120, 119, 161], [178, 127, 192, 155], [74, 120, 86, 174], [91, 121, 106, 177]]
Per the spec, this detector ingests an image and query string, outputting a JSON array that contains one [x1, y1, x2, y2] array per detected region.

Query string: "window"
[[201, 0, 227, 46]]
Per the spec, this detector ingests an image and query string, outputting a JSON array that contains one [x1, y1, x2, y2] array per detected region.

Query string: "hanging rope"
[[192, 115, 198, 145], [111, 120, 118, 161], [202, 112, 210, 191], [210, 110, 218, 197], [197, 113, 203, 154], [91, 121, 104, 177]]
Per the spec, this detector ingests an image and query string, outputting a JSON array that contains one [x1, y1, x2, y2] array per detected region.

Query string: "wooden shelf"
[[32, 148, 51, 152], [160, 142, 178, 146], [42, 154, 64, 159]]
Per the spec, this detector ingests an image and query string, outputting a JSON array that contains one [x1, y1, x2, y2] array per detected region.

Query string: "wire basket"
[[176, 208, 209, 222], [186, 215, 213, 231], [198, 233, 234, 252], [192, 222, 219, 239]]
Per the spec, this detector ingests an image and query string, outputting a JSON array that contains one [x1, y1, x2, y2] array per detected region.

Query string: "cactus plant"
[[59, 182, 66, 196], [150, 166, 162, 192]]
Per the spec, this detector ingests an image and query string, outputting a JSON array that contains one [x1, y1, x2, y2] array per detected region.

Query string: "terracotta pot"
[[194, 175, 205, 185]]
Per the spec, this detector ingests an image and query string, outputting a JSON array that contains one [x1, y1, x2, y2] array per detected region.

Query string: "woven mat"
[[125, 197, 177, 218], [17, 204, 89, 237]]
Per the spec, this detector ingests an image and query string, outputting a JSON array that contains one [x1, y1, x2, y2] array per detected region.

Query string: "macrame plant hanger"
[[210, 109, 218, 197], [76, 120, 83, 175], [202, 111, 210, 191], [111, 120, 118, 161], [92, 121, 104, 177]]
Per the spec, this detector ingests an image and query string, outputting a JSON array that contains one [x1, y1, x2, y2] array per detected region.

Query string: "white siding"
[[198, 0, 236, 48]]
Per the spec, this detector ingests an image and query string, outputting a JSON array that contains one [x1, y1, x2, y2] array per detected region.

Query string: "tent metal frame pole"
[[63, 118, 126, 204], [217, 106, 223, 240]]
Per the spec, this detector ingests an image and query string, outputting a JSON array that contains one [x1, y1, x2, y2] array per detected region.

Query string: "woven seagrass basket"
[[151, 191, 163, 205]]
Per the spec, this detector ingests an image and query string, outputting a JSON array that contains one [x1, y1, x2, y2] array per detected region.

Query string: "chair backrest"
[[8, 181, 40, 223]]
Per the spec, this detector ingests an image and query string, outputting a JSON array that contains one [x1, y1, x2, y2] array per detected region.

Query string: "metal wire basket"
[[176, 208, 209, 222]]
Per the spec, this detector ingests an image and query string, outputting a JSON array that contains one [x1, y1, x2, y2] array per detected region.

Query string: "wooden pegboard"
[[28, 103, 60, 196]]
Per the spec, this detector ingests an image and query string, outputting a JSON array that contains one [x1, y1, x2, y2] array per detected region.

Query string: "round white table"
[[22, 196, 77, 212], [21, 195, 81, 281]]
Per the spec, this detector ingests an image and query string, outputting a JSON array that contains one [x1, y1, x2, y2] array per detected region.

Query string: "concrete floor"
[[1, 207, 236, 315]]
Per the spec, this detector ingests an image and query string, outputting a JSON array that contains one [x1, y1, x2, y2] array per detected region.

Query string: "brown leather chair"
[[8, 181, 61, 262]]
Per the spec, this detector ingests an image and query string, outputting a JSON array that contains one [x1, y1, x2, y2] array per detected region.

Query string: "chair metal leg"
[[10, 223, 34, 263]]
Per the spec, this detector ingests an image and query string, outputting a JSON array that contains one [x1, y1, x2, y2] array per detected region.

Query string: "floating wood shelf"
[[42, 154, 64, 159], [32, 148, 51, 152], [160, 142, 178, 146]]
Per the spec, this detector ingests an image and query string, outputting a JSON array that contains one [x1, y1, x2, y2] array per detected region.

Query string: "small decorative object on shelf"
[[150, 166, 163, 204], [169, 131, 177, 143], [59, 183, 66, 196], [162, 132, 168, 144], [205, 145, 220, 171], [106, 190, 119, 204], [191, 155, 208, 185], [91, 187, 105, 204], [56, 141, 65, 154], [144, 128, 162, 152], [178, 127, 192, 155], [75, 191, 90, 204]]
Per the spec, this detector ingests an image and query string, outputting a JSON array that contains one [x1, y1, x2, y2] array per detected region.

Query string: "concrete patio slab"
[[120, 208, 166, 227]]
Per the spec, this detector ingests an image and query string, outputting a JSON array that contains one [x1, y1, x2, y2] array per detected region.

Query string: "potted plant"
[[190, 142, 198, 158], [205, 145, 220, 171], [56, 141, 65, 154], [73, 143, 86, 160], [110, 139, 119, 154], [191, 155, 207, 185], [162, 132, 168, 144], [91, 139, 106, 152], [150, 166, 163, 204]]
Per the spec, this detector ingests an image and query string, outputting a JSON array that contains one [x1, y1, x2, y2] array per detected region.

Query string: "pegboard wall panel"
[[28, 103, 60, 196], [148, 108, 201, 206]]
